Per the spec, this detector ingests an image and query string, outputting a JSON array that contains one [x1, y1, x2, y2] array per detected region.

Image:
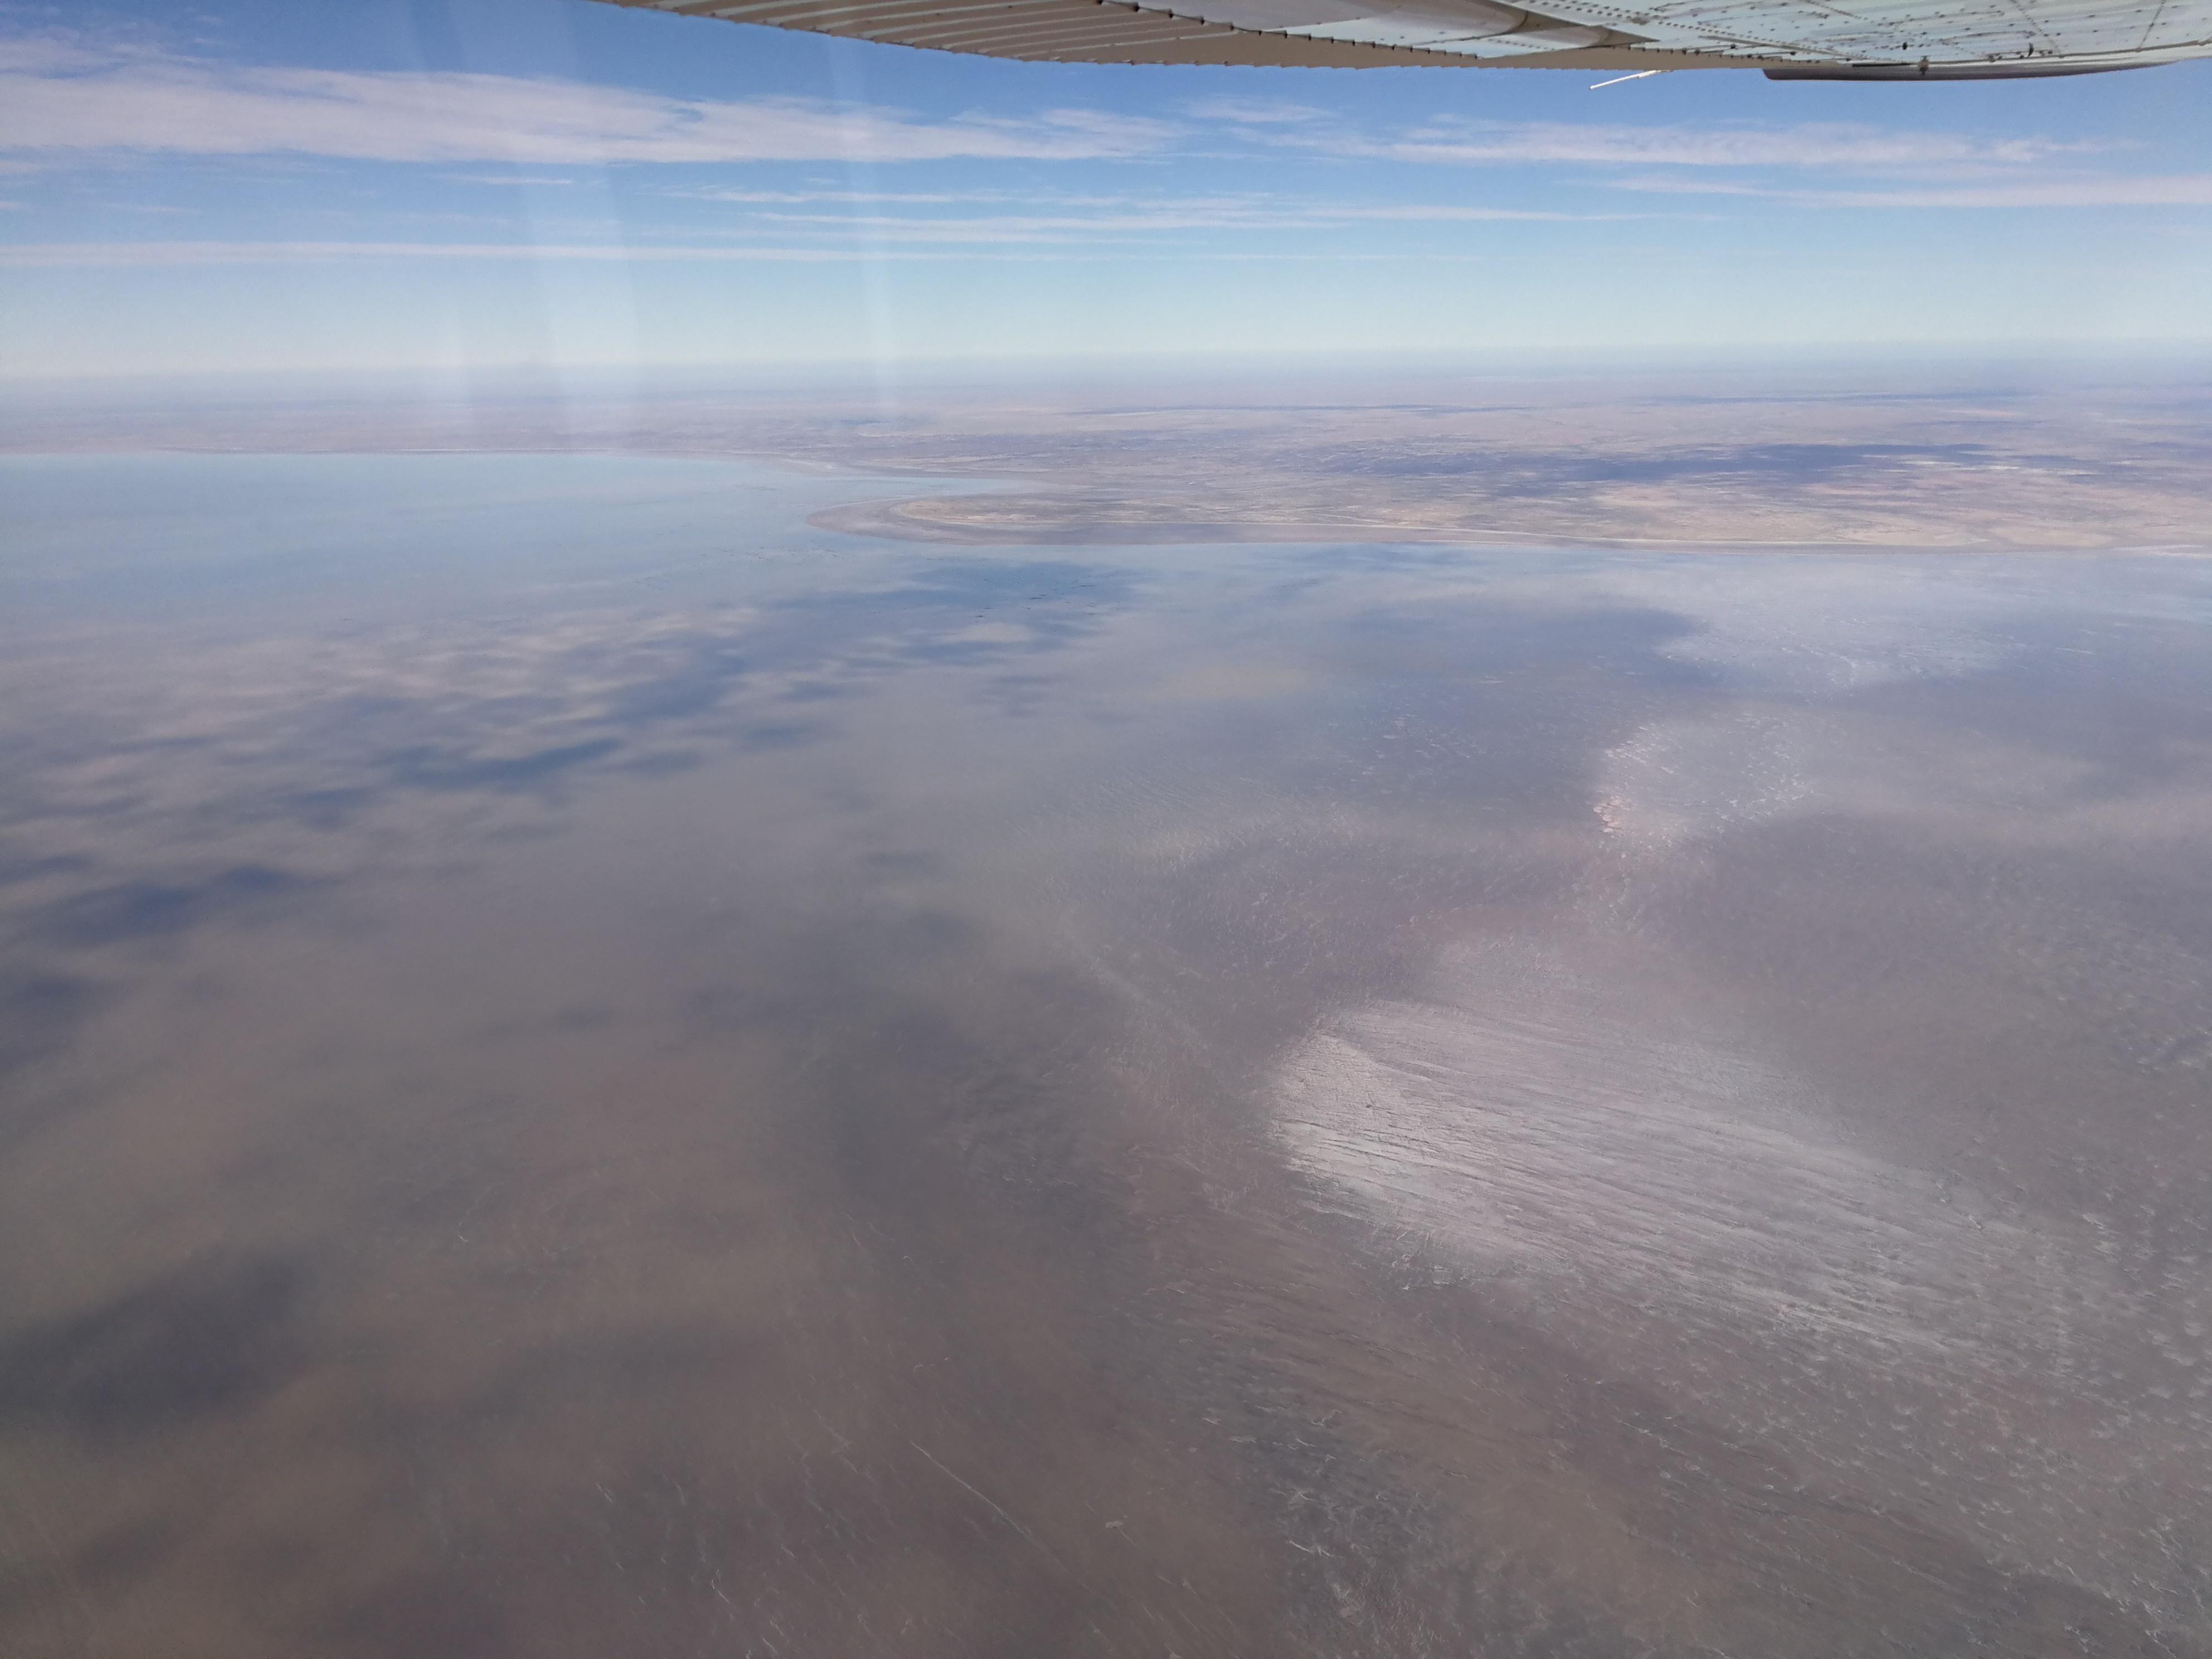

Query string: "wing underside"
[[598, 0, 2211, 74]]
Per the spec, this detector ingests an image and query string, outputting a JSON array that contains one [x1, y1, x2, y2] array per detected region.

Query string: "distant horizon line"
[[6, 340, 2210, 405]]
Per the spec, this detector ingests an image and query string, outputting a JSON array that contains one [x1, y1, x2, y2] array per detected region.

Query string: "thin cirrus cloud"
[[667, 187, 996, 204], [749, 200, 1626, 241], [1287, 115, 2111, 171], [0, 240, 992, 266], [0, 38, 1180, 164], [1, 34, 2117, 181], [1183, 96, 1333, 125], [1613, 172, 2212, 207], [0, 239, 1517, 266], [0, 190, 1634, 261]]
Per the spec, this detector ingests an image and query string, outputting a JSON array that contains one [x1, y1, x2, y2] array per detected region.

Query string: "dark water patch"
[[605, 670, 739, 724], [0, 853, 93, 889], [864, 850, 941, 877], [612, 748, 703, 778], [387, 738, 622, 793], [314, 1570, 515, 1659], [0, 1255, 308, 1439], [769, 559, 1136, 655], [979, 670, 1063, 717], [65, 1517, 181, 1594], [0, 969, 106, 1079], [734, 719, 830, 751], [550, 1003, 617, 1031], [30, 864, 318, 948], [277, 785, 380, 829]]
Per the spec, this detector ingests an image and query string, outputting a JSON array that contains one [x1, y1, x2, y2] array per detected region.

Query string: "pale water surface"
[[2, 453, 2210, 1657]]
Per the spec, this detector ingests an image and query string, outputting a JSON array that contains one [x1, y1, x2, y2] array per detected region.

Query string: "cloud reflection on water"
[[1, 455, 2209, 1657]]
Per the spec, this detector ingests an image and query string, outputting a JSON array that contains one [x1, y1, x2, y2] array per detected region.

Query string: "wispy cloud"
[[1613, 173, 2212, 207], [1294, 117, 2112, 172], [0, 37, 1180, 165], [1184, 96, 1330, 127], [746, 198, 1629, 243], [0, 240, 984, 266], [1228, 112, 2184, 213], [671, 187, 1006, 206], [0, 32, 2146, 200], [0, 239, 1507, 267], [0, 187, 1645, 260], [442, 173, 584, 187]]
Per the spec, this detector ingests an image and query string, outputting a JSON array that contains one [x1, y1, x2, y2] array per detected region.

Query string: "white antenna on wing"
[[1589, 69, 1662, 86]]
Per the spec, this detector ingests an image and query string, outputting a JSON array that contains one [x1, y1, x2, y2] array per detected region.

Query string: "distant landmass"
[[8, 360, 2211, 550]]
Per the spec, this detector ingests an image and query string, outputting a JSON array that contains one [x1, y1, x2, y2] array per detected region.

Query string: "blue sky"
[[1, 0, 2209, 378]]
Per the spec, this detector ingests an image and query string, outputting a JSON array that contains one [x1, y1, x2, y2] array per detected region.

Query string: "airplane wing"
[[590, 0, 2210, 76]]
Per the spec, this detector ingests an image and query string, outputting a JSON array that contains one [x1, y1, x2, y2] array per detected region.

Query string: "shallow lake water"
[[3, 453, 2210, 1657]]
